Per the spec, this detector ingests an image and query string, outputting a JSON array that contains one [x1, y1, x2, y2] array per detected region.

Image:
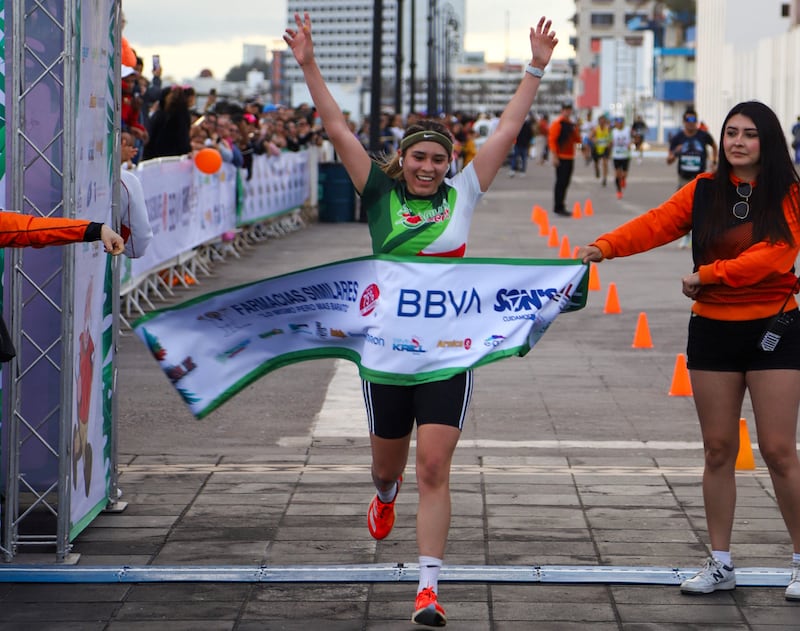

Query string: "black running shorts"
[[687, 311, 800, 372], [362, 371, 474, 439]]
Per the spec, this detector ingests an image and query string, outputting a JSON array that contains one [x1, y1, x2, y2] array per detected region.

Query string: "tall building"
[[243, 44, 267, 66], [572, 0, 658, 114], [285, 0, 466, 115], [696, 0, 800, 138]]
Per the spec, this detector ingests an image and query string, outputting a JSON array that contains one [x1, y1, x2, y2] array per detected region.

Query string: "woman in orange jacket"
[[578, 101, 800, 600], [0, 213, 124, 253]]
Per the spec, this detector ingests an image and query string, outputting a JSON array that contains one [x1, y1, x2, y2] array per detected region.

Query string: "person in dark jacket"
[[509, 116, 535, 177], [143, 86, 195, 160]]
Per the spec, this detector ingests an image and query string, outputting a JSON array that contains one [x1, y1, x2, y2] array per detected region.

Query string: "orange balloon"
[[194, 148, 222, 174]]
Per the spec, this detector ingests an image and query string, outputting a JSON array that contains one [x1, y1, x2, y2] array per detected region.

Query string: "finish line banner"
[[133, 255, 588, 418]]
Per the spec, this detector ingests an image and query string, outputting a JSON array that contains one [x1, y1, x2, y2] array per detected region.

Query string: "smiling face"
[[400, 141, 451, 196], [723, 113, 761, 179]]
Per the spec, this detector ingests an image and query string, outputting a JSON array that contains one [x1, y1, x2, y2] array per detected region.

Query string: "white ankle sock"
[[376, 481, 398, 503], [418, 556, 442, 594], [712, 550, 732, 567], [792, 552, 800, 565]]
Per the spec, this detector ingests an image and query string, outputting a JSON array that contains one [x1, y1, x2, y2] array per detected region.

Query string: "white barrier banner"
[[129, 159, 237, 279], [134, 256, 588, 418], [240, 151, 310, 224]]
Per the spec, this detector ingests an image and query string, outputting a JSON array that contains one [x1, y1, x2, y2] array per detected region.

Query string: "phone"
[[152, 54, 160, 73], [758, 311, 797, 352]]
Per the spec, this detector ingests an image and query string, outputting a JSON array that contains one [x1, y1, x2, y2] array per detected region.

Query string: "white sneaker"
[[680, 557, 736, 594], [786, 562, 800, 601]]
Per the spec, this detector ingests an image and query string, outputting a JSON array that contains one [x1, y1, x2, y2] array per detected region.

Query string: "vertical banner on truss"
[[68, 0, 116, 538], [0, 1, 6, 543]]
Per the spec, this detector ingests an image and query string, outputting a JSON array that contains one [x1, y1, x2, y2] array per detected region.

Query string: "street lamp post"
[[369, 0, 384, 153], [395, 0, 403, 115], [441, 5, 459, 116], [410, 0, 417, 114], [426, 0, 437, 115]]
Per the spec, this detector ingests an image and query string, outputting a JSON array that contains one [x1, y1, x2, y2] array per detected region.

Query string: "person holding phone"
[[577, 101, 800, 600]]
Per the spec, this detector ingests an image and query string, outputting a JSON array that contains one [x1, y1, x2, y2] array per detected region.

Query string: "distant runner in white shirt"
[[611, 117, 632, 200]]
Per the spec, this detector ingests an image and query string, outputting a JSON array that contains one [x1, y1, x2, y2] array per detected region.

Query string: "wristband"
[[525, 65, 545, 79]]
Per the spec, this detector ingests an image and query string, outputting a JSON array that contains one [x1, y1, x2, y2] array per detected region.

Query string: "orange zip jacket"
[[0, 213, 100, 248], [548, 115, 581, 159], [591, 173, 800, 320]]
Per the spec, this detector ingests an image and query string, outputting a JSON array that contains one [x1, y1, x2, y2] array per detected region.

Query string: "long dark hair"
[[697, 101, 800, 246]]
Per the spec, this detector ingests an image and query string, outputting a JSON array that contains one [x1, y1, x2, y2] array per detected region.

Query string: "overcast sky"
[[123, 0, 575, 82]]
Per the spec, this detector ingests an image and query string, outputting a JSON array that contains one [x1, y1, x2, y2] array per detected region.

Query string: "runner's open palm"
[[284, 12, 314, 67], [530, 17, 558, 69]]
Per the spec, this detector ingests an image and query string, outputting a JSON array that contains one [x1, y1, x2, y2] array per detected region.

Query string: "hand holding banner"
[[134, 255, 588, 418]]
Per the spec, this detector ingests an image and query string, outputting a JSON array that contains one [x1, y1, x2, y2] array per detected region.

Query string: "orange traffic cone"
[[531, 205, 545, 225], [558, 235, 571, 258], [572, 246, 581, 259], [668, 353, 692, 396], [632, 312, 654, 348], [588, 262, 601, 291], [537, 213, 550, 237], [736, 418, 756, 470], [584, 198, 594, 216], [572, 201, 582, 219], [548, 225, 559, 248], [603, 282, 621, 314]]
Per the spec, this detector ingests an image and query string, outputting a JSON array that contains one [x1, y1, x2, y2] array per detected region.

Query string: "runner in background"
[[611, 116, 633, 200], [580, 109, 595, 166], [667, 107, 718, 249], [632, 114, 648, 164], [590, 114, 611, 187]]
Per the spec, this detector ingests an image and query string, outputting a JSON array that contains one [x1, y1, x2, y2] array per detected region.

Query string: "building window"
[[590, 13, 614, 27], [781, 2, 790, 17]]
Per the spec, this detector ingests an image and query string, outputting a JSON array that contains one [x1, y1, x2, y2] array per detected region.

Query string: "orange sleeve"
[[592, 178, 698, 259], [697, 186, 800, 287], [548, 120, 559, 154], [0, 213, 91, 248]]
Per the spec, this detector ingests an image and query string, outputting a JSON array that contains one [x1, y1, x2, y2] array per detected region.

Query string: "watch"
[[525, 65, 545, 79]]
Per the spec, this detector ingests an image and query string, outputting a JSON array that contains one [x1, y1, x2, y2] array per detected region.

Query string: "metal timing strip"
[[0, 564, 791, 586]]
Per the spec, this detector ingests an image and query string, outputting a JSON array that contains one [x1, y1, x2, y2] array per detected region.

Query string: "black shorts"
[[687, 311, 800, 371], [362, 371, 473, 439], [613, 158, 630, 171]]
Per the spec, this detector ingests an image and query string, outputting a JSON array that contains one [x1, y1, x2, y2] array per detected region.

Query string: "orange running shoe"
[[412, 587, 447, 627], [367, 476, 402, 540]]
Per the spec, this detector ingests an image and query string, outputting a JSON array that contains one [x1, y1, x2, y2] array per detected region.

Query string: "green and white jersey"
[[361, 162, 483, 257]]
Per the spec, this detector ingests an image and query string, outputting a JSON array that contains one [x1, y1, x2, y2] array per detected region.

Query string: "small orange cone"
[[736, 418, 756, 470], [632, 312, 654, 348], [537, 213, 550, 236], [572, 246, 580, 259], [572, 201, 582, 219], [531, 205, 545, 225], [603, 282, 621, 314], [584, 199, 594, 216], [588, 262, 601, 291], [558, 235, 571, 258], [668, 353, 692, 396], [548, 225, 559, 247]]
